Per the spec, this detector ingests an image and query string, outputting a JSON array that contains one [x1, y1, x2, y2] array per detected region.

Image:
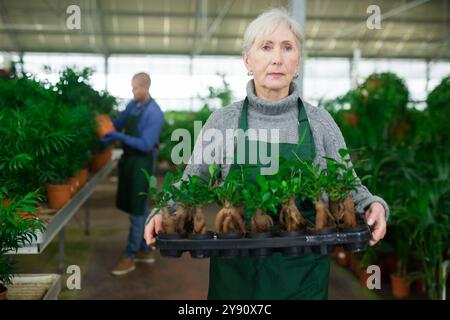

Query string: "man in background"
[[102, 72, 164, 276]]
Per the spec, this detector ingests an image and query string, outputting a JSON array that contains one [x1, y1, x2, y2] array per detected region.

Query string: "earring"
[[293, 72, 299, 79], [247, 71, 253, 76]]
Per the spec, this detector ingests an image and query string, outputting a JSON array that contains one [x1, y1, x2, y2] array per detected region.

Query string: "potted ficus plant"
[[275, 160, 308, 234], [242, 172, 281, 257], [323, 149, 363, 230], [0, 189, 44, 300], [146, 169, 210, 238], [302, 161, 335, 233], [210, 164, 246, 237]]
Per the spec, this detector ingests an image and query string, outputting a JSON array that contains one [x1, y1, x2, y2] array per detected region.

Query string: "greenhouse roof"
[[0, 0, 449, 60]]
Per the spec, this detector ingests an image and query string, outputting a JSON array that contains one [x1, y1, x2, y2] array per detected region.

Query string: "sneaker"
[[111, 256, 136, 276], [135, 250, 155, 264]]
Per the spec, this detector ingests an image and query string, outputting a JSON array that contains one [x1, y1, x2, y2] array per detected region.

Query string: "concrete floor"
[[13, 171, 383, 300]]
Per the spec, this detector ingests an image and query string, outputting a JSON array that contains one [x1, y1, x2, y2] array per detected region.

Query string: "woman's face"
[[243, 23, 300, 98]]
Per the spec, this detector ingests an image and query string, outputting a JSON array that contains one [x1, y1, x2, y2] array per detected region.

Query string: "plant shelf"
[[5, 274, 61, 300]]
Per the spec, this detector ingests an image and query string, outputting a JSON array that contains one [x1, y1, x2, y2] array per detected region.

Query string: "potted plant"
[[275, 160, 307, 234], [387, 206, 419, 298], [323, 149, 364, 230], [146, 169, 209, 238], [0, 189, 44, 300], [240, 172, 281, 257], [211, 164, 246, 237], [40, 153, 74, 210], [302, 161, 334, 233], [409, 157, 450, 300]]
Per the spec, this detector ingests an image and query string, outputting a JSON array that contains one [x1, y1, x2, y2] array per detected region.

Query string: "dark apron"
[[208, 98, 331, 300], [116, 100, 155, 215]]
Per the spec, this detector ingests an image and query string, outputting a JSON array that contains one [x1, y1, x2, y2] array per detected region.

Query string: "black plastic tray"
[[155, 223, 371, 259]]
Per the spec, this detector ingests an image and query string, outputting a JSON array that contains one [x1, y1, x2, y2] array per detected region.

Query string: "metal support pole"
[[350, 48, 361, 89], [58, 228, 65, 274], [289, 0, 306, 97], [425, 59, 431, 93], [104, 54, 109, 92], [85, 199, 91, 236]]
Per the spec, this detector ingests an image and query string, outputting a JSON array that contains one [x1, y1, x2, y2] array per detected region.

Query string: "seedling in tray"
[[143, 168, 210, 236], [323, 149, 370, 229], [210, 164, 246, 235]]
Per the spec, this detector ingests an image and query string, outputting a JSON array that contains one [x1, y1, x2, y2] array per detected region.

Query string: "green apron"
[[208, 98, 331, 300], [116, 100, 155, 215]]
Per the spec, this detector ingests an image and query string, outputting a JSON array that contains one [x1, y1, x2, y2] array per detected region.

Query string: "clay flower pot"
[[334, 245, 349, 266], [390, 273, 411, 298], [0, 284, 7, 300], [349, 253, 361, 276], [90, 148, 112, 173], [343, 112, 360, 127], [96, 114, 115, 138], [47, 184, 71, 209], [3, 198, 39, 221], [359, 268, 371, 288], [67, 176, 80, 197], [78, 168, 89, 188]]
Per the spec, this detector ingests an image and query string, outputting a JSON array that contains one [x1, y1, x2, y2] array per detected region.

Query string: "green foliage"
[[0, 69, 112, 196], [54, 67, 117, 116], [425, 75, 450, 146], [322, 149, 364, 201], [0, 189, 45, 286], [324, 72, 410, 148], [53, 66, 118, 155], [0, 78, 77, 194]]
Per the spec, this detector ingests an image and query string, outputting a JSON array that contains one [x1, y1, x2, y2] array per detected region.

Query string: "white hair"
[[242, 8, 304, 59]]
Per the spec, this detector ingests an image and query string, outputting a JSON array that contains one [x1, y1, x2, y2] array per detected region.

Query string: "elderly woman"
[[144, 8, 388, 300]]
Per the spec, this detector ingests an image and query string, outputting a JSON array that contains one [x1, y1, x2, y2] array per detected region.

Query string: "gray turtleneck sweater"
[[161, 80, 389, 220]]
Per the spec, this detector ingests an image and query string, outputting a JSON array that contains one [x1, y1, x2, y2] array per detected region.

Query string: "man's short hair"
[[132, 72, 151, 87]]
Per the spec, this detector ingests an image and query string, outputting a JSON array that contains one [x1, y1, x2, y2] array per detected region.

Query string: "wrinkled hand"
[[144, 214, 163, 248], [365, 202, 387, 246]]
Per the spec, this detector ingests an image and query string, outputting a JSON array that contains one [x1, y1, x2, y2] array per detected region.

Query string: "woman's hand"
[[365, 202, 387, 246], [144, 214, 163, 247]]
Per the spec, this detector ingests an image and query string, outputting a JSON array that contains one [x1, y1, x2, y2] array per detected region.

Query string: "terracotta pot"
[[67, 176, 80, 197], [0, 284, 7, 300], [96, 114, 115, 138], [380, 253, 399, 281], [411, 276, 425, 295], [47, 184, 71, 209], [359, 269, 371, 288], [78, 168, 89, 188], [90, 148, 112, 173], [390, 273, 411, 298], [3, 198, 39, 220], [334, 245, 349, 266], [2, 198, 12, 208], [349, 253, 361, 276], [343, 112, 360, 127], [392, 121, 410, 142]]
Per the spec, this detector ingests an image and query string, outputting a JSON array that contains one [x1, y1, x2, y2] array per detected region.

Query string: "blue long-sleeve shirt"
[[113, 98, 164, 154]]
